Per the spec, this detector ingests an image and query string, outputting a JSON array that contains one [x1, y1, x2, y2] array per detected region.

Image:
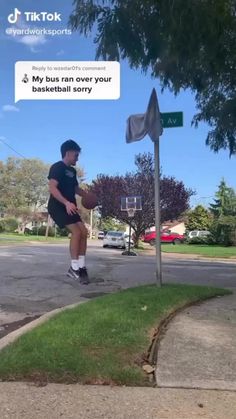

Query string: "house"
[[145, 220, 186, 235], [161, 220, 186, 235], [22, 210, 48, 233]]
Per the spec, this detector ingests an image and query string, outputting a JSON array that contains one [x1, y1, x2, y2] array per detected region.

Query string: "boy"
[[48, 139, 89, 284]]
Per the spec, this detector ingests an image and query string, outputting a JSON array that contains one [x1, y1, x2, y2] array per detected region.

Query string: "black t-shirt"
[[48, 161, 78, 207]]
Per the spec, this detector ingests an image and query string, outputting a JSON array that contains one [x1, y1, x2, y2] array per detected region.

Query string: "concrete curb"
[[0, 301, 86, 352]]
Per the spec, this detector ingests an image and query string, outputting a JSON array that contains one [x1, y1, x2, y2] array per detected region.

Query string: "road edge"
[[0, 301, 86, 352]]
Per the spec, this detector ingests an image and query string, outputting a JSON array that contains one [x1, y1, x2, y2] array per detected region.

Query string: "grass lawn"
[[0, 233, 68, 245], [161, 244, 236, 258], [0, 284, 230, 386]]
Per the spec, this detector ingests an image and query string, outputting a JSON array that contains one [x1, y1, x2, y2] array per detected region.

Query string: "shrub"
[[0, 217, 18, 233], [30, 227, 38, 235], [57, 227, 69, 237], [187, 235, 216, 245], [0, 221, 5, 233], [24, 227, 33, 235], [37, 225, 55, 237]]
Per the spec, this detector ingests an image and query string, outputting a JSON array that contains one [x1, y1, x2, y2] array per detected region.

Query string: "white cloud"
[[6, 17, 47, 52], [18, 34, 47, 53], [18, 34, 47, 47], [2, 105, 20, 112]]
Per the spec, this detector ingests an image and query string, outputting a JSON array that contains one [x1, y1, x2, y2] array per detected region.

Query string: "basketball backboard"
[[121, 196, 142, 211]]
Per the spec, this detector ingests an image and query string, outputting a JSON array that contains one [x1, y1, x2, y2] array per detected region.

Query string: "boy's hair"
[[60, 140, 81, 158]]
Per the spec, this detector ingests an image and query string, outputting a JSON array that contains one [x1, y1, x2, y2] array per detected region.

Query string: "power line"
[[0, 138, 26, 159]]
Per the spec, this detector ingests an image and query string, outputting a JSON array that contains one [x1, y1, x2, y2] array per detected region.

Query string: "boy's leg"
[[77, 222, 88, 259], [66, 223, 81, 279], [76, 222, 89, 283]]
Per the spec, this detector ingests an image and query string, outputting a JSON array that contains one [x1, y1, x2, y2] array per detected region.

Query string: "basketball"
[[81, 192, 98, 210]]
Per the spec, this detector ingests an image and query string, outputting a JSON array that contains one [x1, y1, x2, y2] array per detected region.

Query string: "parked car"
[[103, 231, 134, 249], [98, 231, 105, 240], [143, 230, 185, 246], [188, 230, 211, 239]]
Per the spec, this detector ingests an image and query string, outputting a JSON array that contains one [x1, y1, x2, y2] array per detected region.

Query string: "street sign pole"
[[126, 88, 183, 288], [154, 138, 162, 287]]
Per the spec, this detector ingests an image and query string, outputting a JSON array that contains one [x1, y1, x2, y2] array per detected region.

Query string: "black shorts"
[[48, 202, 82, 229]]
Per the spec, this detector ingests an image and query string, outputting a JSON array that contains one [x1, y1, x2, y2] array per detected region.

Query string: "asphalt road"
[[0, 241, 235, 325]]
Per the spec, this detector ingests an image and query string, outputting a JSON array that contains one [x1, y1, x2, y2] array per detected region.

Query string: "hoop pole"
[[128, 222, 131, 253]]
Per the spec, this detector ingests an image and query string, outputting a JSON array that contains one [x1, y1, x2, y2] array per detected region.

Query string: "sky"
[[0, 0, 235, 208]]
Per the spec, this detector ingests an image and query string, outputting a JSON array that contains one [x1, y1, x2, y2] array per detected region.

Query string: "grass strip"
[[0, 284, 230, 386]]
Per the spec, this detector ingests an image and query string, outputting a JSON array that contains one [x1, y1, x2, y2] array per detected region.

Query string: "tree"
[[209, 179, 236, 217], [0, 158, 49, 213], [0, 158, 85, 220], [70, 0, 236, 155], [0, 158, 51, 231], [99, 217, 126, 232], [209, 179, 236, 246], [91, 152, 193, 244], [211, 215, 236, 246], [186, 205, 212, 232]]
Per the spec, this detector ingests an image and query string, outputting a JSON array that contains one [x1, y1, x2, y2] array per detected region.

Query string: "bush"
[[57, 227, 69, 237], [24, 227, 33, 235], [0, 221, 5, 233], [187, 235, 216, 245], [0, 217, 18, 233], [37, 225, 55, 237], [30, 227, 38, 235]]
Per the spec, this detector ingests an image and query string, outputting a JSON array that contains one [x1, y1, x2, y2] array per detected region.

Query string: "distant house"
[[145, 220, 186, 235], [161, 220, 186, 235], [23, 210, 48, 232]]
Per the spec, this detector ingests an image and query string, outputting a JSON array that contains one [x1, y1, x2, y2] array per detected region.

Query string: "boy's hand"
[[65, 201, 78, 215]]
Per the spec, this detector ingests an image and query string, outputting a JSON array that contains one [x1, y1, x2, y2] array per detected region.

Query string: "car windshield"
[[107, 231, 123, 237]]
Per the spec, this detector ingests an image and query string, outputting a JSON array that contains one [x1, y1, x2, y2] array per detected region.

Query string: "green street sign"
[[160, 112, 183, 128]]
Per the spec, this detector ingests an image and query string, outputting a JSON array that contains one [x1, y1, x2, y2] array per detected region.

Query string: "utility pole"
[[90, 209, 93, 239]]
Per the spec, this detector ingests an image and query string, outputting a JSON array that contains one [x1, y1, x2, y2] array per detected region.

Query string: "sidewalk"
[[0, 382, 235, 419], [156, 293, 236, 391]]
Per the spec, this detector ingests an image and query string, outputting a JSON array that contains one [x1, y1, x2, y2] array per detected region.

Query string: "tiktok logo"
[[7, 8, 61, 23], [8, 8, 21, 24]]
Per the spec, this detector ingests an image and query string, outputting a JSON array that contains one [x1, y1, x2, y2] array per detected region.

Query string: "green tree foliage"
[[210, 179, 236, 217], [70, 0, 236, 155], [186, 205, 212, 231], [0, 158, 49, 213], [0, 158, 85, 229], [99, 217, 126, 232], [209, 180, 236, 246], [211, 215, 236, 246]]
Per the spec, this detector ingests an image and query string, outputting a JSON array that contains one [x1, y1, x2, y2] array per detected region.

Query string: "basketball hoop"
[[120, 195, 142, 256], [127, 208, 135, 218]]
